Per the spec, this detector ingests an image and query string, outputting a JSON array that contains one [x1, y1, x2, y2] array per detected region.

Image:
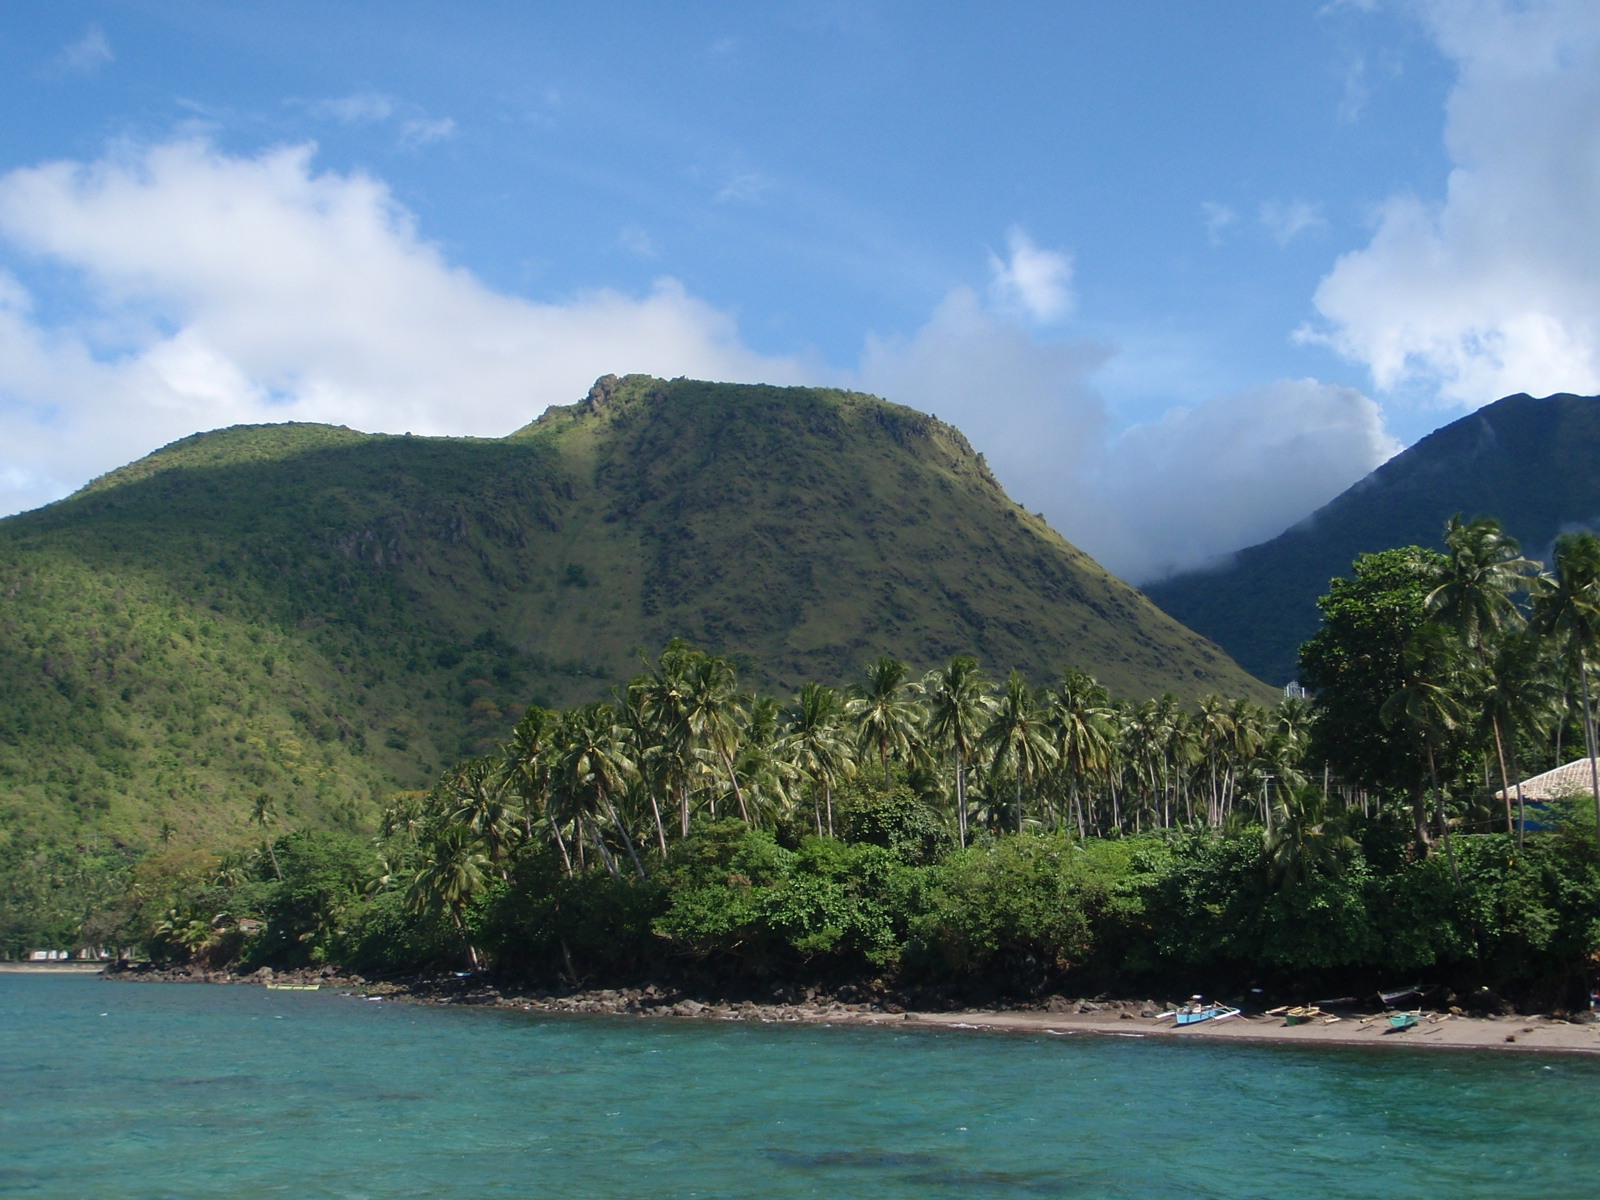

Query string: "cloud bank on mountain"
[[0, 138, 1393, 586]]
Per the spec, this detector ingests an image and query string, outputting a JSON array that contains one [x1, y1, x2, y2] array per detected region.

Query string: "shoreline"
[[98, 965, 1600, 1057]]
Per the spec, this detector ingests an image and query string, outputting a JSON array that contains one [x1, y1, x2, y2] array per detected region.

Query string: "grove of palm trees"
[[23, 517, 1600, 1009]]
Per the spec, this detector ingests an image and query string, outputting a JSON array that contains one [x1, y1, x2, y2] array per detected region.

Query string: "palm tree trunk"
[[600, 791, 648, 881], [646, 788, 669, 858], [1582, 667, 1600, 837], [720, 747, 750, 824], [550, 818, 574, 876], [1490, 716, 1514, 835], [1426, 740, 1460, 886], [956, 761, 968, 848], [586, 815, 622, 880]]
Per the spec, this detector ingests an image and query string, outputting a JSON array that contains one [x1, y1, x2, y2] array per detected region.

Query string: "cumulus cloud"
[[857, 287, 1111, 502], [986, 228, 1074, 324], [1307, 0, 1600, 404], [855, 296, 1394, 582], [0, 139, 806, 515], [0, 138, 1395, 585], [1090, 380, 1398, 580], [56, 26, 114, 74], [1259, 199, 1324, 246]]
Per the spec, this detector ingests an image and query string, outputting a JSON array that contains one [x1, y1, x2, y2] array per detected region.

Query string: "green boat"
[[1387, 1010, 1420, 1031]]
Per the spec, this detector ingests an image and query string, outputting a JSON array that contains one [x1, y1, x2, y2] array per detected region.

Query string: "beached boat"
[[1285, 1006, 1322, 1026], [265, 983, 320, 991], [1379, 985, 1424, 1008], [1387, 1010, 1420, 1031], [1160, 996, 1242, 1026]]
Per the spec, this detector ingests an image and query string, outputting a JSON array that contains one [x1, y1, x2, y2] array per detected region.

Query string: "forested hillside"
[[0, 375, 1265, 854]]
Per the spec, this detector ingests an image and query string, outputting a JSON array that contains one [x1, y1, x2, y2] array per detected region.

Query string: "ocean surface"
[[5, 974, 1598, 1199]]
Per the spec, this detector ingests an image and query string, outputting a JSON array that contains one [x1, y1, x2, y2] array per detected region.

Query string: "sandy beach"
[[97, 964, 1600, 1056], [881, 1005, 1600, 1055]]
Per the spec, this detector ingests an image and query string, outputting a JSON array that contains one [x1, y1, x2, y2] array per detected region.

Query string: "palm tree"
[[504, 706, 560, 846], [777, 682, 854, 837], [250, 794, 282, 880], [1044, 670, 1112, 837], [616, 687, 671, 856], [681, 654, 751, 823], [1427, 515, 1538, 655], [406, 826, 490, 969], [559, 703, 646, 881], [444, 757, 516, 875], [1478, 628, 1555, 837], [1264, 785, 1357, 890], [1381, 624, 1471, 880], [631, 642, 697, 837], [923, 655, 993, 847], [1194, 696, 1236, 826], [1530, 531, 1600, 836], [980, 671, 1058, 834], [847, 656, 925, 789]]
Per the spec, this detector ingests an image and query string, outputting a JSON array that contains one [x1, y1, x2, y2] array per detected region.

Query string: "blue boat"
[[1163, 996, 1243, 1026]]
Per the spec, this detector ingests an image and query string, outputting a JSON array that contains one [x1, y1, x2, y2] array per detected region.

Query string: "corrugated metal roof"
[[1495, 758, 1600, 801]]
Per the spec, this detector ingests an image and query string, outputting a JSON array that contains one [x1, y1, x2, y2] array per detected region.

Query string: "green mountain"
[[0, 375, 1265, 849], [1144, 391, 1600, 685]]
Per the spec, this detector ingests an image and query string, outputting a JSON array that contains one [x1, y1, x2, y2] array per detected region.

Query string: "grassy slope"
[[0, 376, 1267, 852], [1144, 392, 1600, 684]]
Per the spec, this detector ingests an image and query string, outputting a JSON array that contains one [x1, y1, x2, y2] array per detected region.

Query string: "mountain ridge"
[[1144, 391, 1600, 683], [0, 375, 1269, 850]]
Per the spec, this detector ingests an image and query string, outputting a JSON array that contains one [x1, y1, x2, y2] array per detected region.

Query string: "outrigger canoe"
[[1387, 1010, 1420, 1031], [265, 983, 320, 991], [1158, 996, 1242, 1026]]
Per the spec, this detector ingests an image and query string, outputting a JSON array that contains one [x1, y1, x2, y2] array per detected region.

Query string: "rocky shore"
[[100, 962, 1600, 1054]]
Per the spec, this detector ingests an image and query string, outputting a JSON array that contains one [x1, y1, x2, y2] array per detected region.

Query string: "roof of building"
[[1495, 758, 1600, 802]]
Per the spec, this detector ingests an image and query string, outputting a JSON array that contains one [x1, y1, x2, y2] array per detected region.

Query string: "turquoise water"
[[4, 975, 1598, 1199]]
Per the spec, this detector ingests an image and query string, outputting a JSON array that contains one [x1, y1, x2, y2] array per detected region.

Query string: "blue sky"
[[2, 2, 1597, 581]]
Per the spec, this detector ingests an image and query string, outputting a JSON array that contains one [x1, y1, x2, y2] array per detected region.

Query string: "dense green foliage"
[[20, 584, 1600, 1007], [0, 375, 1264, 870], [1148, 391, 1600, 683]]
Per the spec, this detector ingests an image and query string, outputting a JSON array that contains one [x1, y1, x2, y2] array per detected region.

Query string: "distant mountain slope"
[[1144, 392, 1600, 684], [0, 375, 1266, 848]]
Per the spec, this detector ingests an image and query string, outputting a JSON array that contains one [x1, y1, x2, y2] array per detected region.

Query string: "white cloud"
[[399, 117, 457, 147], [855, 293, 1392, 582], [617, 224, 658, 258], [1259, 199, 1324, 246], [1337, 54, 1369, 124], [857, 287, 1111, 500], [1202, 202, 1238, 245], [714, 172, 774, 203], [1307, 0, 1600, 405], [312, 93, 397, 125], [0, 138, 1394, 588], [1092, 380, 1398, 580], [56, 25, 113, 74], [0, 140, 806, 515], [986, 228, 1074, 324]]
